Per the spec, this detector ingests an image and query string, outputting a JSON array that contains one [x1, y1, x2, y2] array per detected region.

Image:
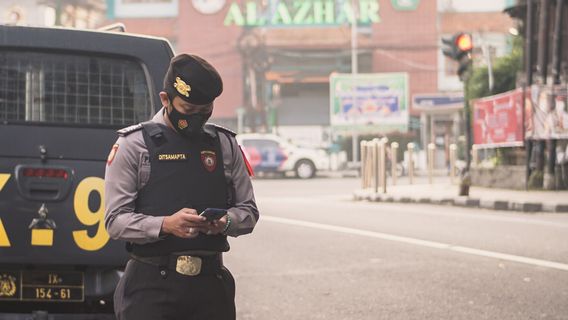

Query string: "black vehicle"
[[0, 25, 174, 319]]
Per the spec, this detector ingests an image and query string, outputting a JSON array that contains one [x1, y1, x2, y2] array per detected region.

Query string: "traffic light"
[[441, 32, 473, 80]]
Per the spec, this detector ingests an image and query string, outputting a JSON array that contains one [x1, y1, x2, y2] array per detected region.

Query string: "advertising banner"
[[329, 73, 409, 134], [525, 85, 568, 140], [107, 0, 179, 18], [472, 88, 523, 147]]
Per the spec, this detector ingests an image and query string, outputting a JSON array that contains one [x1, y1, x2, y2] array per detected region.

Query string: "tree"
[[465, 36, 523, 101]]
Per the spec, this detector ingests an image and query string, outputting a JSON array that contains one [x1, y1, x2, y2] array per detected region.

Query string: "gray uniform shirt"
[[104, 109, 259, 244]]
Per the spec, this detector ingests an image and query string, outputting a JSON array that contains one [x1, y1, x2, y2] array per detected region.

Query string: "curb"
[[353, 190, 568, 214]]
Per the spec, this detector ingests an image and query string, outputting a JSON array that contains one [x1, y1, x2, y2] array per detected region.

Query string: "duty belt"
[[130, 253, 223, 276]]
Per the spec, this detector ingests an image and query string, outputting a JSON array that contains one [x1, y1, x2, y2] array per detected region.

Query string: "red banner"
[[472, 89, 523, 147]]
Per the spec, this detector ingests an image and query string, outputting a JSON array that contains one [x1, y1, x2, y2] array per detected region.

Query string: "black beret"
[[163, 54, 223, 105]]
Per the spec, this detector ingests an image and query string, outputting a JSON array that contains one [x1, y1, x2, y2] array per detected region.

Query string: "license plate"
[[0, 270, 84, 302]]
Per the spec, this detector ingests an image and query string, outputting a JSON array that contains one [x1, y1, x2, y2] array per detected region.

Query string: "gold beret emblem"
[[174, 77, 191, 97]]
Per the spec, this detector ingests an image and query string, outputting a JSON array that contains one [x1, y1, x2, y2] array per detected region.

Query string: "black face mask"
[[167, 104, 212, 139]]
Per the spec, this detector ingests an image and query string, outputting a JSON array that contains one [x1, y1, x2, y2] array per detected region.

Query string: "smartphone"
[[199, 208, 227, 221]]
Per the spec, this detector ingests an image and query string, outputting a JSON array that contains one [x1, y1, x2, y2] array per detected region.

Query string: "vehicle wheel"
[[295, 160, 316, 179]]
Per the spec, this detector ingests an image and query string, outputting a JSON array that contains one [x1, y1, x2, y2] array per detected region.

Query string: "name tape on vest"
[[158, 153, 188, 161]]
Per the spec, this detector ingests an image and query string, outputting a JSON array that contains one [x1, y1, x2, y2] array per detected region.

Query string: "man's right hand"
[[161, 208, 208, 238]]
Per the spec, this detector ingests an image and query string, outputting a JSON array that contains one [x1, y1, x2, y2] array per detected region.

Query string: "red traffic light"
[[456, 33, 473, 52]]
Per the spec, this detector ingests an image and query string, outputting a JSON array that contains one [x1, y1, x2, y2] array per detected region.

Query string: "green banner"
[[391, 0, 420, 11], [330, 73, 409, 133]]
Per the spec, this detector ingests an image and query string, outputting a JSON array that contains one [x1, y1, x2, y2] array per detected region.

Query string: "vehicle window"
[[242, 139, 280, 149], [0, 51, 152, 125]]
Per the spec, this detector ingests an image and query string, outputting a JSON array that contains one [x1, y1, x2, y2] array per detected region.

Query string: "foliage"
[[465, 35, 523, 103]]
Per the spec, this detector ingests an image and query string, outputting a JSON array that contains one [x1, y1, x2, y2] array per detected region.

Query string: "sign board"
[[391, 0, 421, 11], [472, 88, 523, 147], [525, 85, 568, 140], [330, 73, 409, 134], [224, 0, 380, 26], [107, 0, 179, 18], [413, 93, 464, 111]]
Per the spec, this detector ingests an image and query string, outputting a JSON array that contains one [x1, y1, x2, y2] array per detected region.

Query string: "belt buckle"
[[176, 256, 202, 276]]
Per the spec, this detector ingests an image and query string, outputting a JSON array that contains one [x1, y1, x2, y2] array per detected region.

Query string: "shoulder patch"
[[208, 123, 237, 137], [117, 124, 143, 137]]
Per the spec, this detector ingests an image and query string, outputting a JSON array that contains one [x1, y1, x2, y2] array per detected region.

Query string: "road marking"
[[263, 215, 568, 272], [259, 197, 568, 229]]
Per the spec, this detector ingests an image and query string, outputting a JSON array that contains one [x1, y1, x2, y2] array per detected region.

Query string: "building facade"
[[104, 0, 516, 164], [105, 0, 438, 146]]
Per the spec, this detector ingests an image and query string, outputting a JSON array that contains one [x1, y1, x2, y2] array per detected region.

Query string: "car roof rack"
[[97, 23, 126, 32]]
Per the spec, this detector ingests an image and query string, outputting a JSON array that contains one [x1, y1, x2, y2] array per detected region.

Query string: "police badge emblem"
[[0, 273, 17, 297], [106, 144, 119, 166], [178, 119, 189, 130], [201, 151, 217, 172]]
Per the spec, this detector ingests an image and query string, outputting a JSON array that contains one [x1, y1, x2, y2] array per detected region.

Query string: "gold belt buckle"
[[176, 256, 202, 276]]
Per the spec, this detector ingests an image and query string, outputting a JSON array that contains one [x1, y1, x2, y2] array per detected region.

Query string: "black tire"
[[294, 159, 316, 179]]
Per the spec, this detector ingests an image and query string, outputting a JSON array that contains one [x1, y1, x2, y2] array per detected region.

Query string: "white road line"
[[258, 197, 568, 229], [263, 215, 568, 272]]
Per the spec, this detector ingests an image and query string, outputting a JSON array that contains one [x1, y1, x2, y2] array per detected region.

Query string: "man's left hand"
[[204, 215, 228, 235]]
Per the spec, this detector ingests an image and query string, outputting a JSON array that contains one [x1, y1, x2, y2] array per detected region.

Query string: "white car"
[[237, 133, 330, 179]]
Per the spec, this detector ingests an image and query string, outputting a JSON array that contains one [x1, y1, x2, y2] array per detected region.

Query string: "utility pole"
[[546, 0, 566, 190], [537, 0, 553, 189], [524, 0, 535, 190]]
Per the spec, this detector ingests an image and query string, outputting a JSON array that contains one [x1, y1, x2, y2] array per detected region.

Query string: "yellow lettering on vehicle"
[[72, 177, 109, 251], [31, 229, 54, 246], [0, 174, 9, 190], [0, 174, 11, 247], [0, 219, 10, 247]]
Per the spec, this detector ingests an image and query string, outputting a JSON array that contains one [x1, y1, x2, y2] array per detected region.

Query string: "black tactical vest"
[[131, 122, 229, 256]]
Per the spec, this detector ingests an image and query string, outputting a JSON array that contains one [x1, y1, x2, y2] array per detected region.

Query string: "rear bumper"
[[0, 312, 115, 320]]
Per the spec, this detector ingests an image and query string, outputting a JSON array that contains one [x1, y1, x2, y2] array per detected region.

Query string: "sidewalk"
[[352, 176, 568, 213]]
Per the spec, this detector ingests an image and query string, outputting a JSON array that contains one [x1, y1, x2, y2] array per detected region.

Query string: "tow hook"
[[28, 204, 56, 246], [31, 310, 49, 320]]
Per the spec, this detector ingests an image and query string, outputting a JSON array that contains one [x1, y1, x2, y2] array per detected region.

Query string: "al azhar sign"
[[222, 0, 380, 26], [221, 0, 421, 26], [109, 0, 420, 24]]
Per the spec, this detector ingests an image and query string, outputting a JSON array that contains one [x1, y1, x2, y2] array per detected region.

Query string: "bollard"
[[391, 142, 399, 186], [372, 139, 380, 194], [365, 142, 373, 190], [407, 143, 415, 185], [428, 143, 435, 184], [360, 141, 367, 189], [367, 141, 375, 190], [472, 144, 479, 168], [449, 144, 457, 184], [380, 137, 388, 193], [379, 140, 387, 193]]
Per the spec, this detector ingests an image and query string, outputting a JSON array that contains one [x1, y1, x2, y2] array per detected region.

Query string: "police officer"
[[104, 53, 259, 320]]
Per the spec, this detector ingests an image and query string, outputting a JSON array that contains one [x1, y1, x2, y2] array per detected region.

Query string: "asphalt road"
[[225, 177, 568, 320]]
